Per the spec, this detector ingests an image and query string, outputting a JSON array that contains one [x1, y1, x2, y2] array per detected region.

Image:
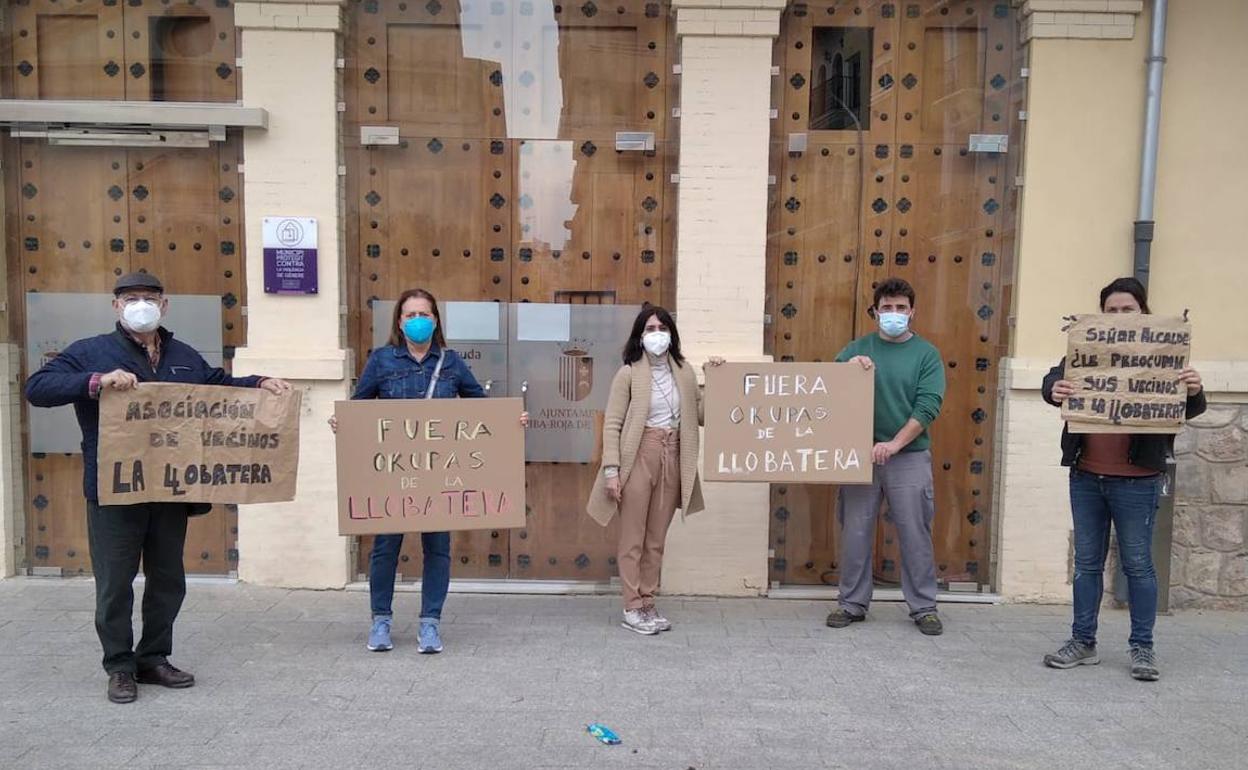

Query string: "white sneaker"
[[644, 606, 672, 632], [621, 609, 659, 635]]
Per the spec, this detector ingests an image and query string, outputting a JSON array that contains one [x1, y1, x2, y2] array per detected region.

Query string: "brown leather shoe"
[[108, 672, 138, 704], [136, 662, 195, 689]]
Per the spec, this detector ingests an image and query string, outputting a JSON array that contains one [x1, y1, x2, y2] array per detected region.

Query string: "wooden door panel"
[[9, 0, 126, 100], [15, 142, 243, 576], [124, 3, 239, 102], [514, 462, 618, 580], [345, 2, 672, 581], [512, 139, 663, 304], [768, 0, 1012, 588], [360, 139, 511, 311]]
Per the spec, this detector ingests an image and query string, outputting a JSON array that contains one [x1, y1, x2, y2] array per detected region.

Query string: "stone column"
[[662, 0, 785, 597], [232, 0, 352, 588]]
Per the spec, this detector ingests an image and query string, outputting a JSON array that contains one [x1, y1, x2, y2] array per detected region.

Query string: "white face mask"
[[642, 330, 671, 357], [121, 300, 162, 334]]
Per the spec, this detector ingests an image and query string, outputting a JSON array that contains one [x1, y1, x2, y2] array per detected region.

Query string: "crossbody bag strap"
[[424, 352, 446, 399]]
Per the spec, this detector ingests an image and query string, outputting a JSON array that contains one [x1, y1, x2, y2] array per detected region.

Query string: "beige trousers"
[[617, 427, 681, 611]]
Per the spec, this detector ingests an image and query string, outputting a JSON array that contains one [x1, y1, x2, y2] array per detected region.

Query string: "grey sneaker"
[[367, 616, 393, 652], [621, 609, 659, 635], [1044, 638, 1100, 669], [643, 606, 671, 632], [915, 613, 943, 636], [1130, 646, 1160, 681], [417, 620, 443, 654], [825, 608, 865, 628]]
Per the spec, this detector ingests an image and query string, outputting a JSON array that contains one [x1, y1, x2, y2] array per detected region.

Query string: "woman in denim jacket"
[[332, 287, 527, 654]]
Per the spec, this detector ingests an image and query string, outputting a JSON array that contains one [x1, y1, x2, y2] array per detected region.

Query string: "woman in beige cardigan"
[[587, 305, 721, 635]]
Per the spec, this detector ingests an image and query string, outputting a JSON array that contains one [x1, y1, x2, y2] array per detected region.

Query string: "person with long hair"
[[1041, 277, 1206, 681], [330, 288, 527, 654], [587, 305, 722, 635]]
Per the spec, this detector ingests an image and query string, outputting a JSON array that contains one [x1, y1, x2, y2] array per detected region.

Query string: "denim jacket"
[[353, 343, 485, 401]]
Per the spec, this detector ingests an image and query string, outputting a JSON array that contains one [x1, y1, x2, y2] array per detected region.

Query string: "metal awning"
[[0, 100, 268, 147]]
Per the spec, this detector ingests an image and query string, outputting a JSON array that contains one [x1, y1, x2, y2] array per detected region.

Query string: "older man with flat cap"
[[25, 272, 291, 704]]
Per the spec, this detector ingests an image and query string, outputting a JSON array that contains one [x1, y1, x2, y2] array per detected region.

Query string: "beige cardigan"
[[586, 354, 706, 526]]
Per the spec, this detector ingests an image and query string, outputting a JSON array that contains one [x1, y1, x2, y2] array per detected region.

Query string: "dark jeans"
[[86, 501, 190, 674], [1069, 469, 1162, 649], [368, 532, 451, 621]]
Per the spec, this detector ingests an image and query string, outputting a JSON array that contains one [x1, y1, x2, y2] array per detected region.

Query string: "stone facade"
[[1170, 403, 1248, 609]]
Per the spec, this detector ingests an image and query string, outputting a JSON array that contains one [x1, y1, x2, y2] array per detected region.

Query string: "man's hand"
[[872, 441, 900, 465], [520, 411, 530, 427], [848, 355, 874, 371], [1049, 379, 1077, 403], [703, 356, 727, 369], [1177, 368, 1203, 396], [327, 415, 338, 434], [260, 378, 293, 395], [100, 369, 139, 392]]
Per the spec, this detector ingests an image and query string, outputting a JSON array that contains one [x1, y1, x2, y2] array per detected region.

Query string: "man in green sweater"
[[826, 277, 946, 635]]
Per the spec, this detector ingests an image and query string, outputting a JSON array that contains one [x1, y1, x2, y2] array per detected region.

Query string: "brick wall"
[[1020, 0, 1143, 41]]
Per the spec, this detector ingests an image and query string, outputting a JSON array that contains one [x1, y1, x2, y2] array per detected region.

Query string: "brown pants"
[[617, 427, 681, 611]]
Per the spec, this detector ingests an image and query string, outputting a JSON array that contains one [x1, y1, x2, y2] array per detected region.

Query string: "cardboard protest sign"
[[334, 397, 526, 535], [98, 383, 301, 505], [703, 362, 873, 484], [1061, 313, 1192, 434]]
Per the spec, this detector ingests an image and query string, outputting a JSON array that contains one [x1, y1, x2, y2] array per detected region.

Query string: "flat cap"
[[113, 271, 164, 295]]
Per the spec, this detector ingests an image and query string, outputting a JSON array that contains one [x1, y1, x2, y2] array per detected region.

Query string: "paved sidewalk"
[[0, 579, 1245, 769]]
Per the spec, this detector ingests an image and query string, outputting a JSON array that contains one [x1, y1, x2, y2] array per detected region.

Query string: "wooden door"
[[5, 0, 237, 102], [346, 0, 673, 581], [11, 139, 247, 576], [768, 0, 1017, 589]]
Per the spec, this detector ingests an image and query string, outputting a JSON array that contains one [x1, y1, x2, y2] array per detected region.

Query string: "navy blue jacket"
[[353, 343, 485, 401], [25, 323, 264, 503]]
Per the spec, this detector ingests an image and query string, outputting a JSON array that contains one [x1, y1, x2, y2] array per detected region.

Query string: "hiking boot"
[[825, 608, 865, 628], [621, 609, 659, 635], [1043, 639, 1100, 669], [1130, 645, 1160, 682], [417, 620, 443, 654], [367, 615, 394, 652], [643, 606, 671, 632], [915, 613, 944, 636]]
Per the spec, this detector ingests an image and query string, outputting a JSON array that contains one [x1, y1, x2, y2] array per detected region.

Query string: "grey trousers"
[[837, 449, 938, 619]]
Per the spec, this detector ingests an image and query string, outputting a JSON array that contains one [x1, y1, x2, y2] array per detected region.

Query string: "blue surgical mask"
[[402, 316, 435, 344], [878, 312, 910, 338]]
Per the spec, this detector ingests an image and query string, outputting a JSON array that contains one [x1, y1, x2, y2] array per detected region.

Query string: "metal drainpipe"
[[1116, 0, 1174, 612], [1133, 0, 1168, 289]]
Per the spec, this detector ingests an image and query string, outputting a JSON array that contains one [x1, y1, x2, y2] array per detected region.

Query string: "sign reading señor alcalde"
[[1061, 313, 1192, 433]]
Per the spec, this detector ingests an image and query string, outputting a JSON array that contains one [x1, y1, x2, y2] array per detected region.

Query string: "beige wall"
[[664, 2, 785, 597], [233, 1, 353, 589], [1149, 0, 1248, 365], [998, 1, 1248, 602]]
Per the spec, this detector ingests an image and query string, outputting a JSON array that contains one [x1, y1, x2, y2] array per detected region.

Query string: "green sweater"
[[835, 333, 946, 451]]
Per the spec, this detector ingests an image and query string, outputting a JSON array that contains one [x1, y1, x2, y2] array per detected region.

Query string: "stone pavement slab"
[[0, 578, 1244, 769]]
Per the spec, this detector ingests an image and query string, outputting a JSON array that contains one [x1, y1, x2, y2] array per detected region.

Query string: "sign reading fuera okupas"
[[1061, 313, 1192, 433], [334, 397, 526, 535], [703, 362, 874, 484]]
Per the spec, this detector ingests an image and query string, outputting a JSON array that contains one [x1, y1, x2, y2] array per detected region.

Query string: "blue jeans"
[[1069, 469, 1162, 649], [368, 532, 451, 621]]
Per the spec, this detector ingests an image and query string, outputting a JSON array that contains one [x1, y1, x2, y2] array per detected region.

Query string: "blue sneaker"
[[417, 620, 443, 654], [367, 616, 393, 652]]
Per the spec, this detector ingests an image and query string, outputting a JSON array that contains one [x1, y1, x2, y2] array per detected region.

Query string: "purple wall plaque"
[[262, 217, 318, 294]]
